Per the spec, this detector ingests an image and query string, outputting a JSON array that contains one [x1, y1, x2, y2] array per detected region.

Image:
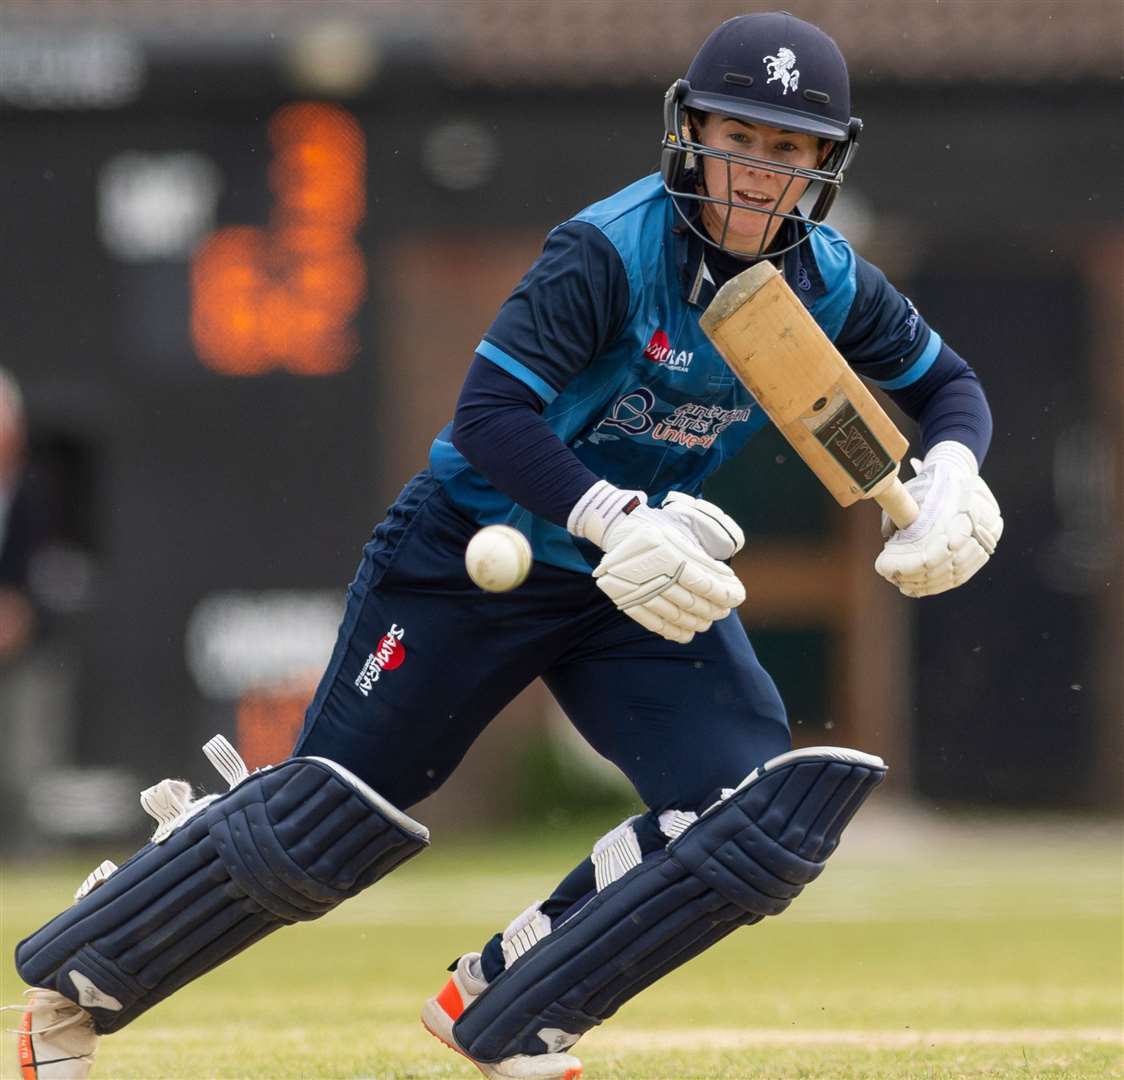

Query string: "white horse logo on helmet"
[[763, 47, 800, 95]]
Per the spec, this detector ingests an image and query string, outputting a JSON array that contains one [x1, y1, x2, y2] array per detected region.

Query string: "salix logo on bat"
[[643, 329, 694, 371], [763, 47, 799, 94], [812, 403, 894, 491], [354, 623, 406, 696]]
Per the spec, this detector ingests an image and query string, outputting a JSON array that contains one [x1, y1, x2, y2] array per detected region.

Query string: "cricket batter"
[[15, 13, 1002, 1079]]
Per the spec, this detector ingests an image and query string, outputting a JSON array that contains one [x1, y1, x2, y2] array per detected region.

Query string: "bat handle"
[[875, 475, 919, 530]]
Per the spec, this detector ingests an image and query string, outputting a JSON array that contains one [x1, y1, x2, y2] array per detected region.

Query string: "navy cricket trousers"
[[293, 471, 790, 816]]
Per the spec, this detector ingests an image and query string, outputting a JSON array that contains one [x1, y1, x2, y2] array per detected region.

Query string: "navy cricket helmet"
[[661, 11, 862, 258]]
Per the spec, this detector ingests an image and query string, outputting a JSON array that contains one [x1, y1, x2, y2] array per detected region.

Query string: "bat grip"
[[875, 476, 919, 530]]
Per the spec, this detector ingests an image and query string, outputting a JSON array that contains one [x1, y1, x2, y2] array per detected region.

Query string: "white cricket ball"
[[465, 525, 533, 592]]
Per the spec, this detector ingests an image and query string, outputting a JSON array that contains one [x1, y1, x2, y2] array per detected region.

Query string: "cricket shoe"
[[14, 988, 97, 1079], [421, 953, 583, 1080]]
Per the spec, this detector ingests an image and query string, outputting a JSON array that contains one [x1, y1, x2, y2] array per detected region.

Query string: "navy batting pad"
[[15, 757, 428, 1034], [453, 747, 885, 1061]]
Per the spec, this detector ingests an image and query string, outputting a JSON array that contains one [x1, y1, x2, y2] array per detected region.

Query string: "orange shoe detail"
[[421, 1017, 584, 1080], [18, 1009, 36, 1080], [435, 977, 465, 1021], [421, 1017, 483, 1075]]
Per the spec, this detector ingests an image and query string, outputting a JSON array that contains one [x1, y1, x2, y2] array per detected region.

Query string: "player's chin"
[[723, 216, 772, 252], [729, 199, 777, 227], [704, 205, 773, 253]]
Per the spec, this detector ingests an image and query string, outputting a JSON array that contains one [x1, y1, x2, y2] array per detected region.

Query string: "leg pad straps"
[[15, 756, 428, 1033], [453, 747, 886, 1061]]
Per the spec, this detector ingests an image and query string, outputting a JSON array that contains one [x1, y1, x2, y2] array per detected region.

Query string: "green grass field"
[[2, 809, 1121, 1079]]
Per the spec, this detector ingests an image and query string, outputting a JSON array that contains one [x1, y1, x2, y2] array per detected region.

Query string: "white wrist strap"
[[923, 440, 978, 476], [567, 479, 646, 548]]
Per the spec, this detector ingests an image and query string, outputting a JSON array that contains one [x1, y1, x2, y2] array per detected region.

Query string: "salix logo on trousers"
[[355, 623, 406, 696], [643, 329, 694, 371], [764, 47, 799, 94]]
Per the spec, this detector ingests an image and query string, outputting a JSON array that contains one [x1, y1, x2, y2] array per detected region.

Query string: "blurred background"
[[0, 0, 1120, 852]]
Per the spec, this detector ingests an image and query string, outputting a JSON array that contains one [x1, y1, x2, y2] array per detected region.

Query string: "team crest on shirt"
[[643, 329, 694, 372], [763, 47, 800, 95]]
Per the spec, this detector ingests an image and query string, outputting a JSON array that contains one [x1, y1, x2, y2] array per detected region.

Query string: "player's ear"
[[685, 108, 705, 144], [684, 110, 708, 189]]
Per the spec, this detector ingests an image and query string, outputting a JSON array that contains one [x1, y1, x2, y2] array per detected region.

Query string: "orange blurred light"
[[236, 685, 314, 770], [191, 103, 367, 376]]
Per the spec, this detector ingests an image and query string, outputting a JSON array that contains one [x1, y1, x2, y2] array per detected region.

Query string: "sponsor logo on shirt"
[[589, 389, 752, 450], [652, 401, 753, 449], [903, 298, 920, 343], [354, 623, 406, 696], [643, 329, 694, 371]]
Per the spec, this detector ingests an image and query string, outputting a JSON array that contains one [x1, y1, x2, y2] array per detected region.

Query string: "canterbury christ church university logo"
[[644, 328, 694, 371], [764, 47, 799, 95], [355, 623, 405, 696]]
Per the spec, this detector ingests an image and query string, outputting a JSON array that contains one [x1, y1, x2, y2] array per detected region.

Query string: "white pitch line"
[[586, 1027, 1123, 1050]]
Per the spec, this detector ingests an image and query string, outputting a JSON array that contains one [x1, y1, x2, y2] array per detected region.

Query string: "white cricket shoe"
[[16, 989, 98, 1079], [421, 953, 583, 1080]]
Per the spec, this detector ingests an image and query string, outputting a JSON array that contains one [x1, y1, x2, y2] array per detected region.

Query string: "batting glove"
[[659, 491, 745, 560], [568, 480, 746, 643], [875, 441, 1003, 598]]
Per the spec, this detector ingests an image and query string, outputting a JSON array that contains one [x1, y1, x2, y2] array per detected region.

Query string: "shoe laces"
[[2, 989, 95, 1039]]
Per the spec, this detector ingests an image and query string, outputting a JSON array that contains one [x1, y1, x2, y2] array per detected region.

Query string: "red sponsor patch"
[[643, 329, 671, 363], [376, 631, 405, 670], [643, 329, 693, 370], [354, 623, 407, 696]]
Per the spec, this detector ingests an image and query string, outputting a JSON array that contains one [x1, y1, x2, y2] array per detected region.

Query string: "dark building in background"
[[0, 0, 1119, 841]]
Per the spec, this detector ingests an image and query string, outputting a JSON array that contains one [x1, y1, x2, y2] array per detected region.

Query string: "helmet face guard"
[[661, 77, 862, 260]]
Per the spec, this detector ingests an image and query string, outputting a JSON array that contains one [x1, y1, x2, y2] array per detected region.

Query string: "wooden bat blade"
[[700, 261, 917, 526]]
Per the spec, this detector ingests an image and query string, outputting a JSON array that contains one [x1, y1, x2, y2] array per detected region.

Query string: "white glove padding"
[[875, 441, 1003, 598], [659, 491, 745, 560], [568, 480, 746, 643]]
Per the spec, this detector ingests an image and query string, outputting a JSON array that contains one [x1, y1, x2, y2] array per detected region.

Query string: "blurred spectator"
[[0, 366, 37, 659], [1, 369, 106, 852]]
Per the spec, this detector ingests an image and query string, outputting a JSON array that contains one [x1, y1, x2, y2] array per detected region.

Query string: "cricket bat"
[[699, 261, 919, 529]]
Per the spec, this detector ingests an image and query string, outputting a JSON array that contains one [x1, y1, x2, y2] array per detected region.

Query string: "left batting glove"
[[875, 441, 1003, 598], [568, 480, 745, 643], [659, 491, 745, 560]]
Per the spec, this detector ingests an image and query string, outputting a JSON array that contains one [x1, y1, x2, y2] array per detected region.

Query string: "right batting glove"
[[875, 441, 1003, 597], [568, 480, 746, 644]]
